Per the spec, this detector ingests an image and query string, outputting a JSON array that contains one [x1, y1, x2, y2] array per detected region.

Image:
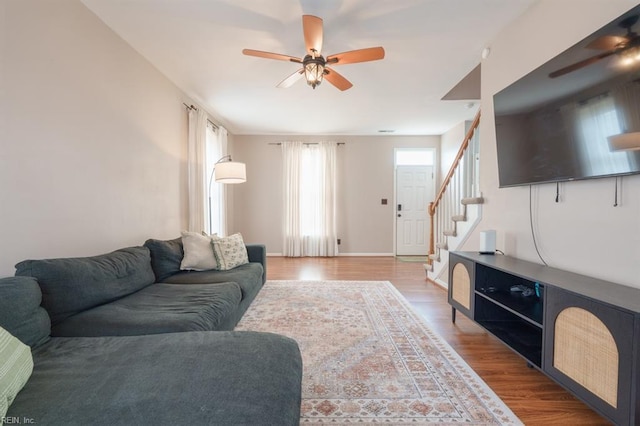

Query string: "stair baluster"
[[427, 111, 482, 271]]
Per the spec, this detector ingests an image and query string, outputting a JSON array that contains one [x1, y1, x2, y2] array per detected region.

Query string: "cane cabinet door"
[[544, 286, 636, 425], [448, 253, 475, 319]]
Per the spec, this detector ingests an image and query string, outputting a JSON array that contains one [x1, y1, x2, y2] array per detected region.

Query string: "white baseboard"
[[431, 277, 448, 290], [339, 253, 395, 257], [267, 253, 395, 257]]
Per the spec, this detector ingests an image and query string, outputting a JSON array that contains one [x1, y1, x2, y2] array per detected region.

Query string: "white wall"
[[469, 0, 640, 288], [439, 121, 468, 182], [232, 135, 440, 255], [0, 0, 191, 276]]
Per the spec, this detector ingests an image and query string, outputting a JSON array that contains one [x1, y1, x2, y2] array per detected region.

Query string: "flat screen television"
[[494, 5, 640, 188]]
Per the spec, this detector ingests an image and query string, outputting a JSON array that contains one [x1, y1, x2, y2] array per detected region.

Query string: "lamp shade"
[[214, 161, 246, 183], [608, 132, 640, 151]]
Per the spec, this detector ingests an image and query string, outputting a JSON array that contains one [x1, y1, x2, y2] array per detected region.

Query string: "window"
[[396, 149, 434, 166], [576, 95, 632, 175], [206, 123, 227, 235], [299, 147, 323, 236]]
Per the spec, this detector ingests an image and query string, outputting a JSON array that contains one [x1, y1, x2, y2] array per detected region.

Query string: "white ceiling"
[[82, 0, 535, 135]]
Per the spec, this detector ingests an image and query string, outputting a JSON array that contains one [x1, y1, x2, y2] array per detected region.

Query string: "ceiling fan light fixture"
[[621, 47, 640, 66], [304, 57, 325, 89]]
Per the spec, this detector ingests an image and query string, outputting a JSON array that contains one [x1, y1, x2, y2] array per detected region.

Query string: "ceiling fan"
[[549, 15, 640, 78], [242, 15, 385, 91]]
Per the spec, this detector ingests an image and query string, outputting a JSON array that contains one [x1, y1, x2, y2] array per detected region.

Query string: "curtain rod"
[[183, 103, 218, 130], [268, 142, 345, 146]]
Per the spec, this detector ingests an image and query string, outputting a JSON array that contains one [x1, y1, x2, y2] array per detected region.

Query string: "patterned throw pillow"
[[180, 231, 218, 271], [211, 233, 249, 271], [0, 326, 34, 420]]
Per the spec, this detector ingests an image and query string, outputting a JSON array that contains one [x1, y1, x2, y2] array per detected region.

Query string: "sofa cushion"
[[162, 263, 264, 327], [163, 263, 263, 298], [0, 277, 50, 348], [245, 244, 267, 284], [180, 231, 218, 271], [0, 326, 34, 421], [8, 331, 302, 426], [51, 282, 242, 337], [143, 237, 183, 282], [15, 247, 155, 326]]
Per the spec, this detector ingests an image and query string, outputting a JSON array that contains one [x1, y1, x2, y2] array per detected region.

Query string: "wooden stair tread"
[[461, 197, 484, 205]]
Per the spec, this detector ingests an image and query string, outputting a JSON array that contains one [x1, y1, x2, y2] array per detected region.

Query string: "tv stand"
[[448, 252, 640, 426]]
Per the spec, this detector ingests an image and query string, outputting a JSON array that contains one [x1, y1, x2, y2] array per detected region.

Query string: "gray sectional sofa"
[[1, 238, 302, 425]]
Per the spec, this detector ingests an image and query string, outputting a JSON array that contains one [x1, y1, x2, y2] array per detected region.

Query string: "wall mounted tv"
[[494, 5, 640, 188]]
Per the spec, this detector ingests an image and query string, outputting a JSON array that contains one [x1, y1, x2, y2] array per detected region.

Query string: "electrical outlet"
[[337, 239, 341, 245], [381, 199, 387, 205]]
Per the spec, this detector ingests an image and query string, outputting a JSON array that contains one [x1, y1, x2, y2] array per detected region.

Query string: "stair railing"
[[428, 110, 481, 264]]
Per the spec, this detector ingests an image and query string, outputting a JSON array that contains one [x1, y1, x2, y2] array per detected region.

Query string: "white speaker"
[[479, 230, 496, 255]]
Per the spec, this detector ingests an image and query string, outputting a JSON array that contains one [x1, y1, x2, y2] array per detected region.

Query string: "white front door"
[[396, 165, 434, 256]]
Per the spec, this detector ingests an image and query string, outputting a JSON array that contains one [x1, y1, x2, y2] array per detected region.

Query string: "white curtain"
[[206, 125, 229, 235], [187, 108, 208, 232], [282, 141, 338, 257], [573, 95, 632, 175], [612, 80, 640, 134]]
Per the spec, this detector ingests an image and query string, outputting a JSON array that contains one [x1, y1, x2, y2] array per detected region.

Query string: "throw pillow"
[[0, 326, 34, 420], [211, 233, 249, 271], [180, 231, 218, 271]]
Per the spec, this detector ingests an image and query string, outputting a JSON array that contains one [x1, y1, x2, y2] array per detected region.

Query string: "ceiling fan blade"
[[324, 67, 353, 91], [548, 50, 616, 78], [277, 69, 304, 88], [586, 35, 628, 50], [303, 15, 323, 55], [326, 47, 385, 65], [242, 49, 302, 63]]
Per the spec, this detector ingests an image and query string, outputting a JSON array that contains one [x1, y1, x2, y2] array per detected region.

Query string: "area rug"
[[236, 281, 522, 425]]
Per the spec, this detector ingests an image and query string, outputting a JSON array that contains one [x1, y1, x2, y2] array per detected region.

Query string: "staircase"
[[426, 111, 483, 285]]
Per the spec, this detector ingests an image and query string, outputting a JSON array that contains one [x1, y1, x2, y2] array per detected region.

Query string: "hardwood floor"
[[266, 256, 611, 426]]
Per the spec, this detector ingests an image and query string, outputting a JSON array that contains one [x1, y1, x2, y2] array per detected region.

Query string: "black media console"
[[448, 251, 640, 426]]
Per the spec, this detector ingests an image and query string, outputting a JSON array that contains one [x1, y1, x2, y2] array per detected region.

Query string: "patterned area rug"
[[236, 281, 522, 425]]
